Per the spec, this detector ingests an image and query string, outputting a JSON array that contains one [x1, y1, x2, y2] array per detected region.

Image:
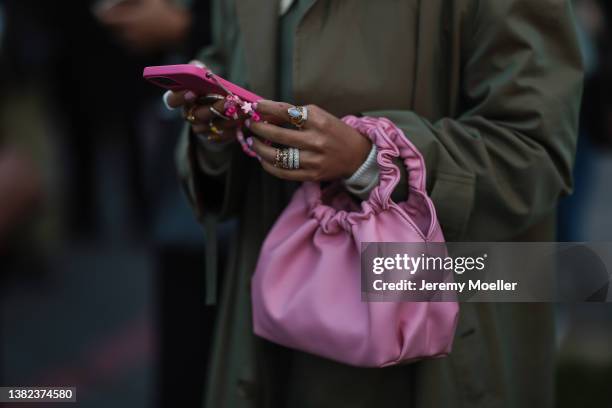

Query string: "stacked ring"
[[288, 148, 295, 169], [274, 147, 301, 169], [292, 148, 300, 169], [275, 148, 282, 167]]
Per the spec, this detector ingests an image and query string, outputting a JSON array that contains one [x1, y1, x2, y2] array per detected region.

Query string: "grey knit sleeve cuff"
[[343, 144, 380, 199]]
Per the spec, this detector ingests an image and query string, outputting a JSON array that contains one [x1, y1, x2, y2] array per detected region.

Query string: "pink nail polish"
[[246, 137, 253, 146], [185, 91, 197, 102]]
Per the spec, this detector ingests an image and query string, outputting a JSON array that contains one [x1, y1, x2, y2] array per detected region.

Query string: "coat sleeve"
[[176, 125, 248, 222], [365, 0, 583, 240], [175, 18, 249, 223]]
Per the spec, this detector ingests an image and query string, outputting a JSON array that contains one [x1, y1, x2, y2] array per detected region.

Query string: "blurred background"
[[0, 0, 610, 407]]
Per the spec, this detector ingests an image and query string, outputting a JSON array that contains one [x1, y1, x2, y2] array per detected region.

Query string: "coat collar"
[[235, 0, 282, 98], [235, 0, 319, 99]]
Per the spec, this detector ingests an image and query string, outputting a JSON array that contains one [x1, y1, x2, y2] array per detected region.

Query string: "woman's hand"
[[166, 90, 243, 143], [164, 62, 246, 143], [248, 101, 372, 182]]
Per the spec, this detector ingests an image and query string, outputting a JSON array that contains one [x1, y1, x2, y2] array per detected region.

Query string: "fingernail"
[[244, 119, 252, 129], [246, 137, 253, 146], [256, 155, 262, 162], [252, 102, 259, 110], [185, 91, 197, 102]]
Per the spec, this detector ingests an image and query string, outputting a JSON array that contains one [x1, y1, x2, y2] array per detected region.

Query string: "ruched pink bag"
[[251, 116, 459, 367]]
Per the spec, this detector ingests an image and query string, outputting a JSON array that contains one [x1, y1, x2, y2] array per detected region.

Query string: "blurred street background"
[[0, 0, 611, 407]]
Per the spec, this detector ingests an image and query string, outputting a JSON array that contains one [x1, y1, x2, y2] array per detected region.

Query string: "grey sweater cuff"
[[343, 144, 380, 199]]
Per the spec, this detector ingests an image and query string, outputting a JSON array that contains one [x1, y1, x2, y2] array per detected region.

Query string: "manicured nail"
[[184, 91, 197, 102], [246, 137, 253, 146], [244, 119, 252, 128], [256, 155, 262, 162]]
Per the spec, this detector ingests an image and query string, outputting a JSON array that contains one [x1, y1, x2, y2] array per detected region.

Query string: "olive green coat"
[[176, 0, 583, 407]]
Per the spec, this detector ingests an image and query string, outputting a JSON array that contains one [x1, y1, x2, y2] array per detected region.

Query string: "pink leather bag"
[[251, 116, 459, 367]]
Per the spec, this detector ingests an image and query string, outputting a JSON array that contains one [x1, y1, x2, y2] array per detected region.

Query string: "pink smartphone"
[[143, 64, 262, 103]]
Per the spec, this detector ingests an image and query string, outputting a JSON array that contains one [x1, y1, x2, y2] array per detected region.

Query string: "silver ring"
[[284, 148, 300, 170], [292, 148, 300, 169], [209, 106, 230, 120], [288, 148, 295, 169]]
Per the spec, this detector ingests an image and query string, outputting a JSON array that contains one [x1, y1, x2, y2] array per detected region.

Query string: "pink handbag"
[[251, 116, 459, 367]]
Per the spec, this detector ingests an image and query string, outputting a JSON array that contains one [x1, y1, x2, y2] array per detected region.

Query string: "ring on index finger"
[[199, 93, 225, 104]]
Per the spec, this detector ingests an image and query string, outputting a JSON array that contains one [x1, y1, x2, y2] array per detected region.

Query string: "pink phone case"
[[143, 64, 262, 103]]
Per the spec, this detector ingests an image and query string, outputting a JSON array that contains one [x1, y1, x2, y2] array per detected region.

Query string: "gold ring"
[[202, 93, 225, 103], [209, 106, 230, 120], [186, 105, 197, 124], [274, 148, 292, 169], [283, 149, 290, 169], [209, 120, 224, 136], [287, 106, 308, 129]]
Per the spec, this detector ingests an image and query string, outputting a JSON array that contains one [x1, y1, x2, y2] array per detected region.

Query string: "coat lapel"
[[235, 0, 282, 98]]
